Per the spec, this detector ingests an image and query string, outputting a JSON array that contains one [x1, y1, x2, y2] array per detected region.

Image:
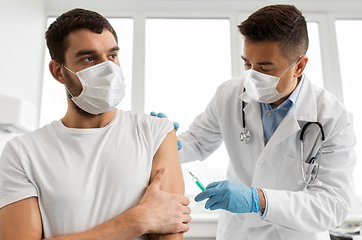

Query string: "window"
[[335, 19, 362, 197], [40, 17, 65, 127], [39, 18, 133, 127], [144, 18, 232, 211], [305, 22, 324, 88]]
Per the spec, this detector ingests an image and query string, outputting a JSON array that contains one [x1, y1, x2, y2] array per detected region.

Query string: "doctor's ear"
[[294, 55, 308, 78], [49, 60, 66, 84]]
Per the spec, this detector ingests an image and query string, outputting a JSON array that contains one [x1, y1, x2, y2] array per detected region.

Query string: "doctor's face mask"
[[63, 61, 126, 115], [244, 58, 299, 104]]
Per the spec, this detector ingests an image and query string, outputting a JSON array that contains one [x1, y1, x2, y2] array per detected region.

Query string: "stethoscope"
[[299, 121, 325, 190], [239, 100, 250, 143], [240, 100, 325, 190]]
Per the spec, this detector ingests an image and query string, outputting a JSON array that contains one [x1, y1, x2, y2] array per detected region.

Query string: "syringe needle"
[[182, 165, 206, 191]]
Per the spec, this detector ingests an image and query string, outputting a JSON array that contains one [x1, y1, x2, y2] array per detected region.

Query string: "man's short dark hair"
[[238, 4, 308, 63], [45, 8, 118, 65]]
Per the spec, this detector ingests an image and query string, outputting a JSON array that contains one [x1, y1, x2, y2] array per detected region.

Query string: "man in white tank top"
[[0, 8, 190, 240]]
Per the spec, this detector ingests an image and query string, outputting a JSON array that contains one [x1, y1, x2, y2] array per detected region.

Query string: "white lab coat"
[[178, 75, 356, 240]]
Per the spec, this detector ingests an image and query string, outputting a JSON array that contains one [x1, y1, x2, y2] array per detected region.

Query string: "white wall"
[[0, 0, 45, 150]]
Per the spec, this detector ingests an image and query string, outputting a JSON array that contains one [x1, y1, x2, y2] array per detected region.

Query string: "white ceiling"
[[44, 0, 362, 16]]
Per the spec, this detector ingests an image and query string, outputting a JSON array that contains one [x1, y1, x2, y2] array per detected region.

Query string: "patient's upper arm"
[[149, 130, 185, 240], [0, 197, 42, 240], [151, 130, 184, 195]]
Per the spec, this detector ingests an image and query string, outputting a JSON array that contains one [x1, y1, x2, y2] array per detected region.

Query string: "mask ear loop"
[[62, 65, 77, 75], [65, 86, 75, 98], [276, 56, 303, 95], [61, 65, 76, 98], [278, 57, 300, 79]]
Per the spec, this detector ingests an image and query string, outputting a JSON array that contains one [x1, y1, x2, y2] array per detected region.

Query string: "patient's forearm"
[[149, 232, 183, 240], [48, 206, 146, 240]]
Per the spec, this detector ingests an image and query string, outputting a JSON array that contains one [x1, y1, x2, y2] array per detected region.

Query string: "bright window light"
[[305, 22, 324, 88], [335, 19, 362, 197], [39, 18, 133, 127], [144, 19, 232, 212]]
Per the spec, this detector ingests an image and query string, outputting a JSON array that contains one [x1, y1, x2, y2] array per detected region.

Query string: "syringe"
[[189, 171, 206, 191], [182, 165, 206, 191]]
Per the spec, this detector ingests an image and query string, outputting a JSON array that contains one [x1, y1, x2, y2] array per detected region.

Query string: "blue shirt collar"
[[262, 74, 305, 111]]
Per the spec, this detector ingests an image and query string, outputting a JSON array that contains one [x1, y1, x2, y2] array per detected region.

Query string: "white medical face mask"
[[244, 59, 299, 103], [64, 61, 126, 115]]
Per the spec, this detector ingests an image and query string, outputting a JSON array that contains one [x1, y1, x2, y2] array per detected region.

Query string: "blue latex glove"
[[150, 111, 182, 150], [194, 180, 261, 213]]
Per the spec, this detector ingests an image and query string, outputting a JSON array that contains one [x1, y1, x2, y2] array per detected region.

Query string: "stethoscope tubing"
[[300, 122, 325, 189], [240, 99, 251, 143], [240, 99, 325, 189]]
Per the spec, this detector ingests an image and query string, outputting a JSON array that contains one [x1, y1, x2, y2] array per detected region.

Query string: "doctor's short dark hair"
[[45, 8, 118, 65], [238, 4, 308, 64]]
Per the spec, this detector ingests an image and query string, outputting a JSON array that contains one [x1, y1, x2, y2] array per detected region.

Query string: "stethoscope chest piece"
[[240, 129, 250, 143]]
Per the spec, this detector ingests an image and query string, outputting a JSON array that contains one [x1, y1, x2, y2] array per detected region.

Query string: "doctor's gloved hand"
[[194, 180, 261, 213], [150, 111, 182, 150]]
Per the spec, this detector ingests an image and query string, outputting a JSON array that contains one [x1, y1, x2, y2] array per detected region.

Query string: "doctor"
[[176, 4, 356, 240]]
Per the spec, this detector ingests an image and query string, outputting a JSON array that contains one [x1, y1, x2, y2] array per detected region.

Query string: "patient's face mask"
[[244, 58, 299, 103], [64, 61, 126, 115]]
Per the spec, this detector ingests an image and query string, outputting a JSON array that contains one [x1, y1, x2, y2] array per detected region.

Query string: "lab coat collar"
[[239, 89, 251, 103], [293, 74, 318, 123], [239, 74, 318, 149], [240, 90, 264, 143], [240, 74, 317, 120]]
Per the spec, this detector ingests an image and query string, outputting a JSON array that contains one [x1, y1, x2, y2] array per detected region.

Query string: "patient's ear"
[[49, 60, 66, 84]]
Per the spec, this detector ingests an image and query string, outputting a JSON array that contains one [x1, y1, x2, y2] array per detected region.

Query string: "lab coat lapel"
[[264, 111, 300, 149], [264, 76, 318, 150], [293, 75, 318, 123]]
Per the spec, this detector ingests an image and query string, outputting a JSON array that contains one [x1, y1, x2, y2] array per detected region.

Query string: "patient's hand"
[[139, 167, 191, 234]]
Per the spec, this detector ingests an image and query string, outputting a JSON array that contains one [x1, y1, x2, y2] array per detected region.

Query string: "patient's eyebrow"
[[74, 46, 119, 58], [109, 46, 120, 52], [75, 50, 96, 57]]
